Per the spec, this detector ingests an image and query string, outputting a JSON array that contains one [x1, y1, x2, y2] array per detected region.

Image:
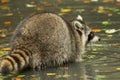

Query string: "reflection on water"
[[0, 0, 120, 80]]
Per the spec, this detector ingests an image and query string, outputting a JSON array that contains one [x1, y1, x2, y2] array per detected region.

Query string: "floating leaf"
[[116, 68, 120, 71], [111, 43, 120, 46], [75, 9, 85, 13], [55, 75, 62, 78], [41, 1, 52, 7], [62, 74, 70, 78], [105, 29, 120, 34], [102, 21, 112, 26], [60, 8, 72, 13], [117, 12, 120, 15], [0, 33, 6, 38], [15, 77, 22, 80], [73, 74, 78, 76], [5, 13, 14, 17], [1, 0, 9, 3], [108, 13, 113, 16], [56, 0, 62, 4], [1, 47, 10, 51], [36, 7, 44, 11], [96, 75, 106, 79], [0, 29, 7, 38], [30, 74, 37, 78], [26, 4, 36, 8], [4, 21, 12, 25], [17, 74, 26, 78], [92, 29, 101, 33], [107, 34, 113, 37], [46, 73, 56, 76], [91, 0, 98, 2], [0, 51, 6, 56], [103, 0, 113, 3], [55, 74, 70, 78], [98, 6, 105, 13], [0, 4, 10, 10], [83, 0, 91, 3]]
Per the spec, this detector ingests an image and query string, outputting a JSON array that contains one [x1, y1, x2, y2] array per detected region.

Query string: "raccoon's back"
[[11, 13, 73, 66], [13, 13, 71, 46]]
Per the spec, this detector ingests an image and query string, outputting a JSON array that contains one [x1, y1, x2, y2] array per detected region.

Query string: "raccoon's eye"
[[88, 32, 94, 41], [90, 32, 94, 37]]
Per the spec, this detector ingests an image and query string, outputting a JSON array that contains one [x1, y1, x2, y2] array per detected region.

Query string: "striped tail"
[[0, 48, 30, 75]]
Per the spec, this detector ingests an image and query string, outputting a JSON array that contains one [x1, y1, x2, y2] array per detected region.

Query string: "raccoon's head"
[[72, 15, 100, 45]]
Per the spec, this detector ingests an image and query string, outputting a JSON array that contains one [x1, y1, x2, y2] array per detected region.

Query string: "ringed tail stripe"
[[16, 47, 30, 56], [9, 55, 21, 71], [6, 55, 18, 71], [4, 58, 14, 71], [13, 49, 30, 65], [13, 52, 27, 67]]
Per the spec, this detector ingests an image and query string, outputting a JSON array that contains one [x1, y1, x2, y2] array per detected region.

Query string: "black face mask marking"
[[88, 32, 94, 42]]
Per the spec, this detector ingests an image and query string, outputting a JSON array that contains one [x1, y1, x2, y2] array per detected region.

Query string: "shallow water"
[[0, 0, 120, 80]]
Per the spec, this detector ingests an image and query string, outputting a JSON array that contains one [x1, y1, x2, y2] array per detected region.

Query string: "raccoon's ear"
[[76, 15, 83, 21], [73, 21, 84, 31]]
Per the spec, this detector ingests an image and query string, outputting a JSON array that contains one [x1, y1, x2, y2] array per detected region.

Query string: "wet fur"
[[0, 13, 91, 75]]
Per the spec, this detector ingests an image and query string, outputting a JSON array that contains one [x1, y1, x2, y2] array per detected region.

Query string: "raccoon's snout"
[[88, 32, 100, 43], [91, 36, 100, 43]]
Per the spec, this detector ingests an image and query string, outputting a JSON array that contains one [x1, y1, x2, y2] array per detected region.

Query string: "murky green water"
[[0, 0, 120, 80]]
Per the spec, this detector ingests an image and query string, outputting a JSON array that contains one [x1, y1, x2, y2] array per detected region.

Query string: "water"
[[0, 0, 120, 80]]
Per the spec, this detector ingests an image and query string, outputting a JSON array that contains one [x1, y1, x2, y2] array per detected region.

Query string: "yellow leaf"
[[0, 34, 6, 38], [83, 0, 91, 3], [5, 13, 14, 17], [0, 4, 10, 10], [15, 77, 22, 80], [116, 68, 120, 70], [108, 13, 113, 17], [4, 21, 12, 25], [92, 29, 101, 33], [1, 47, 10, 51], [46, 73, 56, 76], [60, 9, 72, 13], [62, 74, 70, 78], [1, 0, 9, 3]]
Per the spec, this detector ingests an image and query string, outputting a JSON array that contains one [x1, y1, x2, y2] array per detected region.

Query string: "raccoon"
[[0, 13, 100, 75]]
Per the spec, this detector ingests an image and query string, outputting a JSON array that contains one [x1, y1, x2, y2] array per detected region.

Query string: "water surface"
[[0, 0, 120, 80]]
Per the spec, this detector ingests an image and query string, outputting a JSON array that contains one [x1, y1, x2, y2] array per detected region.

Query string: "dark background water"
[[0, 0, 120, 80]]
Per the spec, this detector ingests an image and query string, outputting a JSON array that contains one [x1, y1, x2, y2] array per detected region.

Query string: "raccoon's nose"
[[98, 38, 101, 41]]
